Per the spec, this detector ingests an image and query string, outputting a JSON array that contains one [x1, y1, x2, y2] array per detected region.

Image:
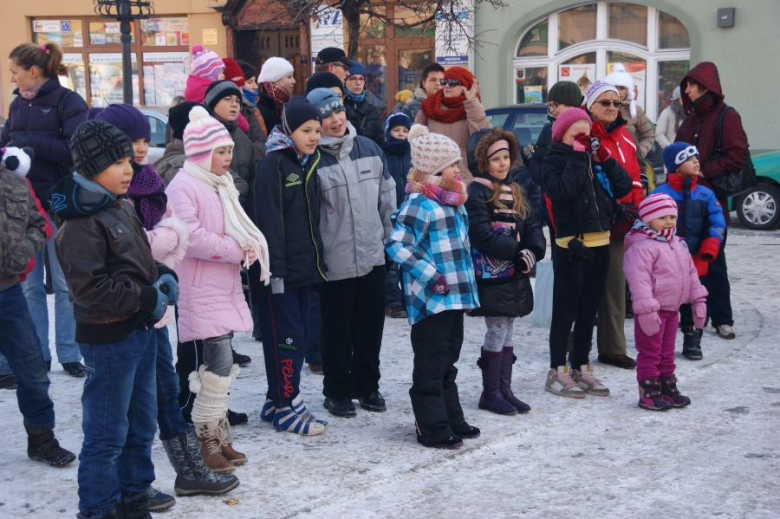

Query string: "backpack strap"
[[57, 90, 73, 138], [713, 104, 732, 156]]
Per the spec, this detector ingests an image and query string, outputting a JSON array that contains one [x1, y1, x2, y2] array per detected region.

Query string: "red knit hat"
[[443, 66, 475, 91], [222, 58, 246, 87], [551, 107, 592, 142]]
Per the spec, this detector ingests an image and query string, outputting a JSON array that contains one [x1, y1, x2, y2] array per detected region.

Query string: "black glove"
[[514, 248, 536, 274], [568, 238, 594, 264]]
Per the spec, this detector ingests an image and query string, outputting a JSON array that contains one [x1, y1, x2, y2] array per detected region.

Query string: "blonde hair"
[[487, 181, 531, 220], [474, 128, 530, 218], [395, 89, 414, 103]]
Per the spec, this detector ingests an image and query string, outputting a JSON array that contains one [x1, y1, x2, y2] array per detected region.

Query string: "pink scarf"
[[405, 168, 468, 206]]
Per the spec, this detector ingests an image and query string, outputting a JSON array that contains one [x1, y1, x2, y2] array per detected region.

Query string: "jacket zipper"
[[587, 158, 604, 231], [303, 152, 327, 281]]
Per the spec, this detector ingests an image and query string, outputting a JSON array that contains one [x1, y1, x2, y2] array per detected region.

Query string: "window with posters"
[[513, 1, 690, 122], [32, 16, 190, 107]]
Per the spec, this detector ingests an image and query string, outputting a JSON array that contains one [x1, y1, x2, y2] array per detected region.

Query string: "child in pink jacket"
[[166, 106, 270, 474], [624, 193, 708, 411]]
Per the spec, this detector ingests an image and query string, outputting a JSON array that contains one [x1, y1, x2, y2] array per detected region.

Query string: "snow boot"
[[682, 328, 703, 360], [638, 378, 672, 411], [194, 420, 235, 474], [116, 491, 151, 519], [25, 425, 76, 467], [500, 348, 531, 413], [659, 374, 691, 408], [161, 427, 240, 496], [146, 486, 175, 512], [452, 423, 481, 439], [477, 351, 517, 415], [219, 416, 247, 466], [272, 395, 328, 436]]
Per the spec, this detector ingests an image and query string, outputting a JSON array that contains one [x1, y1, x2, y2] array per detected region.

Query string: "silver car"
[[139, 108, 169, 164]]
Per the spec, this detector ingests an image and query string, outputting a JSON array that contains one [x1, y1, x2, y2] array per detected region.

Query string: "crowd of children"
[[1, 40, 740, 517]]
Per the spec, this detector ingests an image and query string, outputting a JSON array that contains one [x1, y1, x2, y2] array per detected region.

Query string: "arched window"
[[513, 1, 690, 121]]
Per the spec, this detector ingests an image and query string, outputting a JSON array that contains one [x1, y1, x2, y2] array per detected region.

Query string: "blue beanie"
[[348, 61, 367, 78], [91, 103, 151, 142], [663, 142, 699, 173], [385, 112, 412, 135], [306, 88, 345, 118]]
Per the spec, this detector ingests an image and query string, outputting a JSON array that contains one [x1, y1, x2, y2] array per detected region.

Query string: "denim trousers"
[[155, 326, 188, 440], [21, 220, 80, 364], [78, 328, 158, 518], [0, 283, 55, 429]]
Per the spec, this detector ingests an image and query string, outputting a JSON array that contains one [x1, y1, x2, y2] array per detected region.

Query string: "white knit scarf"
[[183, 160, 271, 285]]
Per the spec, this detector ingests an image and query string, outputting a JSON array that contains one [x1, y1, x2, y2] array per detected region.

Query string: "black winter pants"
[[549, 242, 610, 368], [409, 310, 467, 446], [320, 266, 385, 399]]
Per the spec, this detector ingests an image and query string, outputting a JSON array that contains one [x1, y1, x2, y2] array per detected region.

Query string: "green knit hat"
[[548, 81, 584, 107]]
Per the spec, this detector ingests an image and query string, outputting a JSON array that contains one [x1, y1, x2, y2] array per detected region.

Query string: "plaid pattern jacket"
[[386, 192, 479, 325]]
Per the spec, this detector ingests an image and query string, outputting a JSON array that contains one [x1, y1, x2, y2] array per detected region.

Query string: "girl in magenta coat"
[[623, 193, 708, 411]]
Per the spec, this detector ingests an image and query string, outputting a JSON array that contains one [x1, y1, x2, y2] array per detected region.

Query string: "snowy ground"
[[1, 220, 779, 519]]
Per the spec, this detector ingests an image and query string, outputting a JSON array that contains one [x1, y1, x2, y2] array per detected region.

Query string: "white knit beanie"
[[258, 57, 295, 84], [408, 125, 462, 175], [604, 66, 636, 118]]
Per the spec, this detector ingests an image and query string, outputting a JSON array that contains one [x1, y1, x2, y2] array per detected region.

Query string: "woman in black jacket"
[[465, 128, 545, 416], [344, 62, 385, 145], [250, 97, 329, 436]]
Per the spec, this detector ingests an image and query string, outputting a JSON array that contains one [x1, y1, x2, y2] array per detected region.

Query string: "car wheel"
[[736, 183, 780, 230]]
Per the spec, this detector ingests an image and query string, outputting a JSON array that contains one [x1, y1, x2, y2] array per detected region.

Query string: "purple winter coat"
[[623, 230, 708, 316], [1, 78, 88, 209]]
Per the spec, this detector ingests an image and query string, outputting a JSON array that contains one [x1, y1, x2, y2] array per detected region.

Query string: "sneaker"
[[308, 361, 324, 375], [385, 305, 407, 319], [0, 374, 17, 390], [273, 395, 328, 436], [62, 362, 86, 378], [716, 324, 736, 340], [357, 391, 386, 412], [260, 399, 276, 423], [572, 364, 610, 396], [597, 354, 636, 370], [545, 366, 585, 398]]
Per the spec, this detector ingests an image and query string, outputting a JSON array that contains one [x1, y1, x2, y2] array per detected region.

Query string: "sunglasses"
[[595, 100, 621, 108], [440, 79, 462, 87]]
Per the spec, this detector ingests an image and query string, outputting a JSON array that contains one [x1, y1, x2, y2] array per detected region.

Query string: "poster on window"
[[607, 62, 646, 111], [435, 0, 473, 69], [558, 64, 596, 97], [310, 5, 344, 65]]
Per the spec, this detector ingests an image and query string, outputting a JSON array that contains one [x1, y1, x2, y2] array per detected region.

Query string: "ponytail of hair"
[[9, 42, 68, 79]]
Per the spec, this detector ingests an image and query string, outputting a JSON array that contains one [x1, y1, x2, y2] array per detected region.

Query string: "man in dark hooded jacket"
[[676, 61, 748, 340]]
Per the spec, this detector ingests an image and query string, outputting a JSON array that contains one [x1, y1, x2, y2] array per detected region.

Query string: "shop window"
[[355, 45, 388, 107], [398, 48, 433, 92], [89, 53, 138, 106], [61, 53, 87, 99], [560, 52, 596, 97], [558, 4, 597, 50], [516, 20, 548, 57], [32, 20, 84, 47], [657, 60, 689, 114], [658, 12, 690, 49], [607, 51, 647, 110], [88, 21, 135, 45], [515, 67, 547, 104], [140, 18, 189, 47], [142, 52, 189, 106], [608, 3, 647, 47]]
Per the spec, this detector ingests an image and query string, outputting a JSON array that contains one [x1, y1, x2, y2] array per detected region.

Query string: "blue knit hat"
[[385, 112, 412, 136], [90, 104, 151, 142], [663, 142, 699, 173], [348, 61, 367, 78], [306, 88, 345, 118]]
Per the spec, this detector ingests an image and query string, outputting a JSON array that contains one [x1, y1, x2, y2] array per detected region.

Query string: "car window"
[[147, 115, 167, 148], [486, 111, 511, 129], [513, 111, 549, 145]]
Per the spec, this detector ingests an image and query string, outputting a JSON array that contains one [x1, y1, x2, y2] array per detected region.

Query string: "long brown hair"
[[474, 128, 530, 219], [9, 42, 68, 79]]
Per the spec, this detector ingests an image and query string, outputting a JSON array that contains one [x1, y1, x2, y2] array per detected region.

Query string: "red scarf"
[[421, 91, 472, 124], [261, 82, 291, 118]]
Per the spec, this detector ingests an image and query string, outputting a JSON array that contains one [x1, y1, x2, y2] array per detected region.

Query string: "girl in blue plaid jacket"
[[386, 125, 479, 450]]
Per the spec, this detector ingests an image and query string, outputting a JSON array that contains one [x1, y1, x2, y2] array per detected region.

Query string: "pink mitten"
[[430, 274, 450, 295], [637, 312, 661, 337], [692, 301, 707, 330], [572, 140, 586, 152]]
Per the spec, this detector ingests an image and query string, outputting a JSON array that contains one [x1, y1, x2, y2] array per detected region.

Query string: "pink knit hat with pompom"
[[190, 44, 225, 81], [551, 108, 592, 142]]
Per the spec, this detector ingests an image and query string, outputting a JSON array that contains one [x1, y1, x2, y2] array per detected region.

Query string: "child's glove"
[[573, 133, 589, 152], [591, 139, 611, 163], [515, 248, 536, 274], [153, 273, 179, 306], [430, 274, 449, 295], [637, 312, 661, 337], [692, 301, 708, 330]]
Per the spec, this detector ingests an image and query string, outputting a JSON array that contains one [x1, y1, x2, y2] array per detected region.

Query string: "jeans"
[[0, 284, 55, 429], [78, 328, 158, 518], [0, 352, 11, 376], [155, 327, 188, 441], [21, 220, 80, 364]]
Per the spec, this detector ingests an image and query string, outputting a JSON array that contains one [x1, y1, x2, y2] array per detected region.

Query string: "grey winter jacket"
[[154, 139, 185, 187], [221, 118, 256, 205], [316, 122, 397, 281], [400, 87, 427, 122]]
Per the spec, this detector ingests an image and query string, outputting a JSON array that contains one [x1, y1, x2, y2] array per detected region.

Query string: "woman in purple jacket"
[[1, 42, 88, 377]]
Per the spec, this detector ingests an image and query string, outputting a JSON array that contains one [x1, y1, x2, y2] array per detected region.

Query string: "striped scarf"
[[632, 220, 676, 242]]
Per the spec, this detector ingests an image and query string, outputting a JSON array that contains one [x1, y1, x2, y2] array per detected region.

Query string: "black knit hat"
[[204, 79, 242, 111], [238, 61, 257, 82], [169, 101, 204, 140], [305, 72, 344, 94], [548, 81, 584, 107], [281, 97, 321, 135], [70, 120, 133, 179]]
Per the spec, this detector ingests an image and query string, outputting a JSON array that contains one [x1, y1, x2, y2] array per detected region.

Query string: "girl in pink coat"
[[166, 106, 270, 474], [623, 193, 707, 411]]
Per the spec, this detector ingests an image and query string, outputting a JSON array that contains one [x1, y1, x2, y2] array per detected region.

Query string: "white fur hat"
[[604, 64, 636, 118], [258, 57, 294, 84]]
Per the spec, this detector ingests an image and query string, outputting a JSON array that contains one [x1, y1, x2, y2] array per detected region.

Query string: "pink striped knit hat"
[[190, 44, 225, 81], [639, 193, 678, 223], [183, 106, 234, 170]]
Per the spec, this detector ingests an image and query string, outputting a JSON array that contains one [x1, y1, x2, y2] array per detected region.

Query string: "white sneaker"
[[716, 324, 736, 339], [545, 366, 585, 398], [572, 364, 610, 396]]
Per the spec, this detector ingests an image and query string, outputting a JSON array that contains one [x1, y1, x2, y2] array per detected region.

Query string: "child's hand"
[[692, 302, 707, 330], [430, 274, 450, 295], [637, 312, 661, 336], [572, 140, 586, 152], [515, 248, 536, 274], [154, 274, 179, 306]]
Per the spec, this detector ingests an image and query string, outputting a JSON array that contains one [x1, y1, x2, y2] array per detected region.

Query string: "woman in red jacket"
[[585, 80, 644, 370]]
